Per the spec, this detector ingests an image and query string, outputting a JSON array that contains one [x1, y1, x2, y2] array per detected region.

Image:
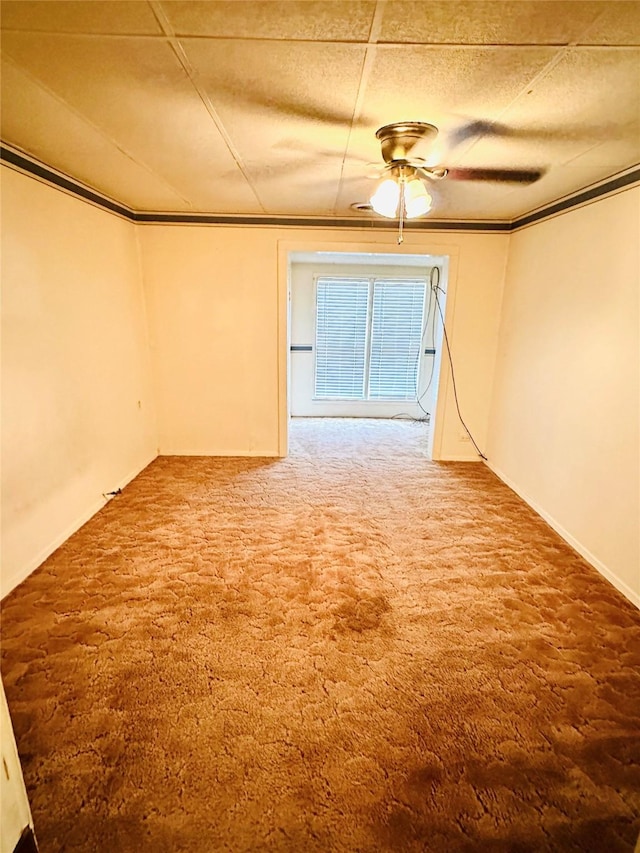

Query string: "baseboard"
[[158, 448, 280, 457], [1, 452, 158, 600], [485, 460, 640, 609]]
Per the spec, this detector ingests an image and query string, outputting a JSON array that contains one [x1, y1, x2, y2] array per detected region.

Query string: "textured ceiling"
[[1, 0, 639, 222]]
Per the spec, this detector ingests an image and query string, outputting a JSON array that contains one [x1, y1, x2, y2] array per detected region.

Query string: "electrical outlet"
[[459, 433, 471, 442]]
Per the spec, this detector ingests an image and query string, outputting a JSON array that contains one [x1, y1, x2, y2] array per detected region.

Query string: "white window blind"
[[369, 280, 426, 400], [315, 278, 369, 399], [314, 276, 426, 401]]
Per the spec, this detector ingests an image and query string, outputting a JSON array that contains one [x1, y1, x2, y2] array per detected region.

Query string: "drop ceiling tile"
[[469, 172, 562, 218], [419, 179, 516, 220], [580, 1, 640, 44], [0, 0, 162, 35], [181, 38, 366, 135], [1, 58, 189, 210], [564, 138, 640, 170], [484, 48, 640, 167], [378, 2, 605, 45], [1, 31, 261, 212], [334, 164, 378, 206], [180, 38, 366, 211], [452, 138, 568, 186], [358, 45, 561, 146], [457, 131, 639, 192], [161, 0, 376, 41], [251, 164, 349, 215]]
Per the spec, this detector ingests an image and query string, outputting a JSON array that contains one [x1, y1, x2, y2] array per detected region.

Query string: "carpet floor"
[[1, 418, 639, 852]]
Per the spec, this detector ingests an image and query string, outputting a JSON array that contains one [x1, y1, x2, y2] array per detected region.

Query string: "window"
[[315, 278, 369, 399], [314, 276, 426, 401]]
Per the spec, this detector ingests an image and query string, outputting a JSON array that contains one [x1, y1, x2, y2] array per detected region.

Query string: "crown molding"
[[0, 145, 133, 219], [2, 144, 638, 233], [511, 166, 640, 230]]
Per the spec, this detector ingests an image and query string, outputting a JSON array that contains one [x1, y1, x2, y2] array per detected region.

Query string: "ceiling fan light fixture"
[[404, 178, 432, 219], [370, 178, 400, 218]]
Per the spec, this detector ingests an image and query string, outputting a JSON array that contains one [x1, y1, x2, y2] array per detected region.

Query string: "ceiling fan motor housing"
[[376, 121, 439, 163]]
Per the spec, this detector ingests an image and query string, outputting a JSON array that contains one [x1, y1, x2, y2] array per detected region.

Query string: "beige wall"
[[1, 167, 158, 597], [488, 188, 640, 605], [139, 226, 281, 456], [140, 227, 509, 460], [427, 233, 508, 460], [3, 165, 637, 606]]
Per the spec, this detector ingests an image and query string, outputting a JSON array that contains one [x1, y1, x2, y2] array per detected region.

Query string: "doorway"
[[280, 247, 450, 460]]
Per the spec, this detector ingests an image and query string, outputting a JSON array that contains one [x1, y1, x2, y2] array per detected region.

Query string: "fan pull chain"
[[398, 184, 405, 244]]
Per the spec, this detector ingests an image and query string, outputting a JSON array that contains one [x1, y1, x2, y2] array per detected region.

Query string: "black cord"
[[416, 279, 438, 417], [432, 283, 487, 461], [399, 275, 436, 421], [390, 412, 430, 423], [103, 488, 122, 499], [390, 276, 435, 423]]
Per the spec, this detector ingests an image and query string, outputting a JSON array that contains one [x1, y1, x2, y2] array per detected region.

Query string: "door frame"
[[277, 237, 460, 460]]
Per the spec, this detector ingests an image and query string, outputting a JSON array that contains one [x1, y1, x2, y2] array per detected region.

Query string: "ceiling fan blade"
[[445, 167, 544, 183], [223, 83, 367, 128], [446, 118, 572, 148], [447, 119, 511, 148], [271, 100, 363, 126]]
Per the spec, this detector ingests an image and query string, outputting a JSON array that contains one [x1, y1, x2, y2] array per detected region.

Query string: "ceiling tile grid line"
[[432, 47, 570, 165], [444, 38, 632, 169], [570, 7, 611, 47], [149, 0, 267, 213], [2, 30, 639, 49], [333, 0, 387, 213]]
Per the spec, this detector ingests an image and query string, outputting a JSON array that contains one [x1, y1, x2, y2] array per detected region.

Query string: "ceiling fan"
[[359, 121, 544, 224]]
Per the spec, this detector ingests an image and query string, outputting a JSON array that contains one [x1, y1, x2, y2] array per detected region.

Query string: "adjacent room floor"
[[1, 419, 639, 852]]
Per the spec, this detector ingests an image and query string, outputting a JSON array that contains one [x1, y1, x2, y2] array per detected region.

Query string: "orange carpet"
[[1, 418, 639, 852]]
